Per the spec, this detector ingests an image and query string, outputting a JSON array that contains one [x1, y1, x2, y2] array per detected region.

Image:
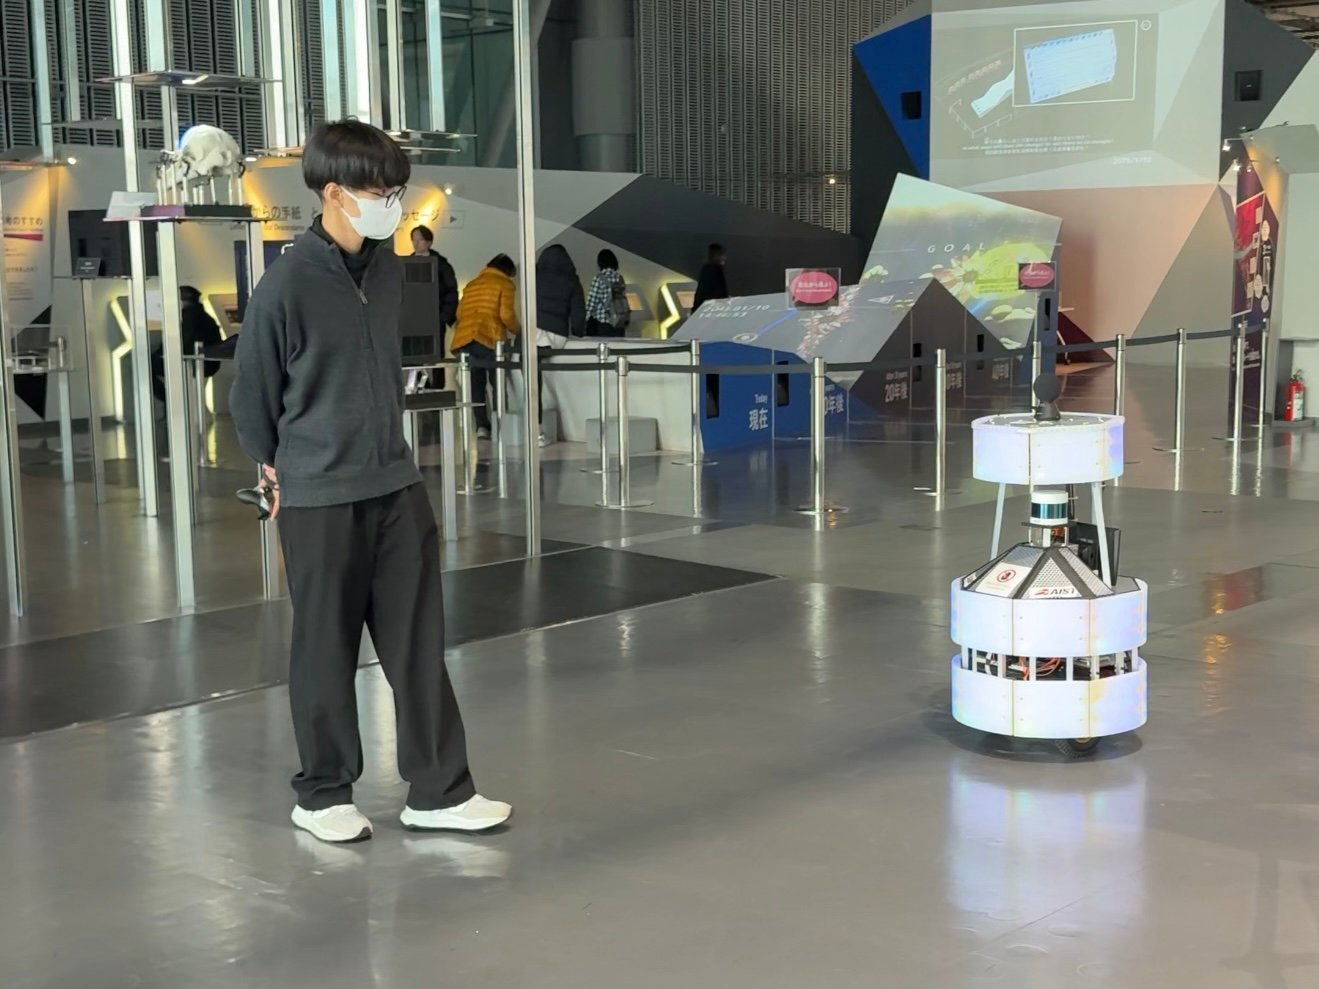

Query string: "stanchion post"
[[258, 465, 280, 599], [598, 354, 653, 510], [617, 356, 632, 503], [795, 356, 847, 516], [79, 278, 106, 504], [596, 342, 612, 483], [935, 348, 947, 498], [457, 351, 473, 471], [1113, 334, 1127, 417], [493, 340, 506, 457], [1232, 324, 1246, 443], [674, 339, 716, 467], [1173, 327, 1186, 450], [55, 337, 74, 485], [1258, 318, 1270, 430], [193, 341, 208, 468], [1031, 338, 1042, 386]]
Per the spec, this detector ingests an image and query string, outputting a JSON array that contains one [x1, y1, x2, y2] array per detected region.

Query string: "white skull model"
[[156, 125, 246, 204]]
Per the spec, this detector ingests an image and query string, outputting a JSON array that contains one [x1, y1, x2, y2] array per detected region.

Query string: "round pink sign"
[[1019, 262, 1056, 290], [790, 270, 839, 306]]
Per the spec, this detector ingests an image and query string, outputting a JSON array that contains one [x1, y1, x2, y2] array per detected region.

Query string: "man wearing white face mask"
[[230, 120, 512, 845]]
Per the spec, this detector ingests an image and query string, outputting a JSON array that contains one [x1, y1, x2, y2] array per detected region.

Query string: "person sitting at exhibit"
[[692, 242, 729, 313], [584, 249, 628, 337], [151, 285, 223, 406], [452, 254, 520, 439]]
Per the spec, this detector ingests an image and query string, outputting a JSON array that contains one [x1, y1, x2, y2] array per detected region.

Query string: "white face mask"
[[340, 187, 403, 240]]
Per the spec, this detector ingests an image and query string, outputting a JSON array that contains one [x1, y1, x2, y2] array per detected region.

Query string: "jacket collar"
[[293, 215, 386, 271]]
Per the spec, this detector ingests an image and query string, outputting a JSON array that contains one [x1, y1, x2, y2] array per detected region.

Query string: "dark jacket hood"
[[537, 244, 577, 278]]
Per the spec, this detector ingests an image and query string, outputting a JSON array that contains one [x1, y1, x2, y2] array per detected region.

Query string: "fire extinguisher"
[[1284, 372, 1306, 422]]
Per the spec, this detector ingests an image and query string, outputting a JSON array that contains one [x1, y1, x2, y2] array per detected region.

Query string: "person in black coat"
[[410, 225, 459, 329], [151, 285, 223, 403], [692, 242, 729, 313], [534, 244, 586, 337]]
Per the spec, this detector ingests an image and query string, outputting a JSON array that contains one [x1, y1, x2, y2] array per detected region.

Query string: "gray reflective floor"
[[5, 363, 1319, 987]]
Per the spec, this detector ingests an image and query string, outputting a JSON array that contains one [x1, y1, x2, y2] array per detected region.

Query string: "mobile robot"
[[949, 378, 1147, 757]]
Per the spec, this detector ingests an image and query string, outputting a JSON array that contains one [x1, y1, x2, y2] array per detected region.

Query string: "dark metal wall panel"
[[636, 0, 914, 232], [1, 0, 266, 154]]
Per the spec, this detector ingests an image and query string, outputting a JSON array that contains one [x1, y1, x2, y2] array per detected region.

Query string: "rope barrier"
[[407, 326, 1244, 378]]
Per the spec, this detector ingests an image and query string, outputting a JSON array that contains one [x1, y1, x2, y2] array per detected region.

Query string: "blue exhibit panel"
[[700, 344, 848, 451], [854, 16, 932, 178]]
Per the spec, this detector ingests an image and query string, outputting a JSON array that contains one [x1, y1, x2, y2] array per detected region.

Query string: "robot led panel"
[[929, 0, 1225, 193]]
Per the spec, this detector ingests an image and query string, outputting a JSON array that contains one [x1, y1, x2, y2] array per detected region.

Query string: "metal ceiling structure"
[[1247, 0, 1319, 45]]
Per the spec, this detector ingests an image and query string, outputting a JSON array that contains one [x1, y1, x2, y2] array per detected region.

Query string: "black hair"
[[488, 254, 517, 277], [708, 242, 726, 259], [597, 249, 619, 270], [302, 119, 411, 198], [412, 225, 434, 243], [180, 285, 202, 304]]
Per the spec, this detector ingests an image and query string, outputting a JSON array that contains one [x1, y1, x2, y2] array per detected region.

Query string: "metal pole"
[[157, 223, 196, 610], [935, 347, 947, 498], [597, 356, 653, 510], [110, 0, 158, 517], [241, 222, 281, 600], [343, 0, 383, 124], [29, 0, 55, 159], [59, 0, 81, 123], [319, 0, 343, 120], [1232, 325, 1246, 443], [439, 407, 458, 541], [512, 0, 542, 556], [193, 342, 208, 468], [795, 356, 846, 516], [385, 0, 406, 129], [1031, 337, 1042, 387], [674, 339, 715, 467], [56, 338, 74, 485], [80, 279, 105, 503], [493, 340, 507, 461], [1258, 319, 1271, 430], [584, 342, 614, 478], [1174, 328, 1186, 450], [258, 469, 278, 599], [617, 356, 632, 505], [457, 351, 474, 490], [1154, 328, 1189, 454], [1113, 333, 1127, 417], [423, 0, 447, 131], [0, 176, 27, 615]]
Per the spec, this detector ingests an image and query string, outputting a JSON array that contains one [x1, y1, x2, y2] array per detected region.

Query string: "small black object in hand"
[[236, 487, 273, 521]]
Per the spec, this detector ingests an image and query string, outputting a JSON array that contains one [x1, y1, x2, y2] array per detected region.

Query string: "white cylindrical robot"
[[949, 402, 1147, 757]]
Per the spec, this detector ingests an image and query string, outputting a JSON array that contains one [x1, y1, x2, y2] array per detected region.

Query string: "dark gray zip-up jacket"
[[229, 226, 421, 508]]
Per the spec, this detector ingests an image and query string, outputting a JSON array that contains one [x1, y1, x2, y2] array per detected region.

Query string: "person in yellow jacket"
[[452, 254, 520, 437]]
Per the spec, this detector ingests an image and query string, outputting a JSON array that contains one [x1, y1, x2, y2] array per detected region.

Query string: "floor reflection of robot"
[[949, 376, 1147, 757]]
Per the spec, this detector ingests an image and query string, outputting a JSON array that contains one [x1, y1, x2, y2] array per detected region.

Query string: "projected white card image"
[[1024, 28, 1117, 103]]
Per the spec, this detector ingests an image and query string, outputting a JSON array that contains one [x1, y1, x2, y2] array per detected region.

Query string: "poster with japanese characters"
[[1, 167, 54, 333]]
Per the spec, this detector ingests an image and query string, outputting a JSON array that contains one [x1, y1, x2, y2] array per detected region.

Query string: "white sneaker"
[[400, 794, 513, 833], [538, 432, 549, 448], [291, 804, 373, 843], [476, 427, 491, 441]]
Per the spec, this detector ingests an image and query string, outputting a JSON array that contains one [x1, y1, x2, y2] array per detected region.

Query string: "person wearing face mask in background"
[[230, 120, 512, 845]]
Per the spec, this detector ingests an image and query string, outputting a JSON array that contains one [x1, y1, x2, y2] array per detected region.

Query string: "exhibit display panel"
[[929, 0, 1225, 194]]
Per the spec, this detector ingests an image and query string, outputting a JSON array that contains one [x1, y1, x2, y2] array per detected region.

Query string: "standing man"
[[692, 242, 729, 312], [230, 120, 511, 844], [409, 224, 459, 331]]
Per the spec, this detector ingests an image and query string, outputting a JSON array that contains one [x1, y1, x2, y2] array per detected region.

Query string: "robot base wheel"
[[1053, 737, 1100, 758]]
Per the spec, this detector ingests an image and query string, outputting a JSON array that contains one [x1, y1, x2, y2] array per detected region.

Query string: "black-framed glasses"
[[353, 185, 408, 207]]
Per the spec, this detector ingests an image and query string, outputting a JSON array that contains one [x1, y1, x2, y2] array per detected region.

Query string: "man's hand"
[[259, 464, 281, 520]]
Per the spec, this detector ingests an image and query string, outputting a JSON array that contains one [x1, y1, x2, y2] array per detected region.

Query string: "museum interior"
[[2, 0, 1319, 985]]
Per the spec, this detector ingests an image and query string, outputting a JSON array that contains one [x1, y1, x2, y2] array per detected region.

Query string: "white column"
[[110, 0, 159, 517], [29, 0, 55, 159], [0, 173, 29, 616], [423, 0, 446, 131], [512, 0, 540, 554], [343, 0, 383, 126]]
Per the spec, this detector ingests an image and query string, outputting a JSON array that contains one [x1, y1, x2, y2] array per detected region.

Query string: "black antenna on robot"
[[1034, 372, 1061, 422]]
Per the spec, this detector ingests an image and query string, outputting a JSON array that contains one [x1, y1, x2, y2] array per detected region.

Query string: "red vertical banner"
[[1229, 167, 1277, 427]]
